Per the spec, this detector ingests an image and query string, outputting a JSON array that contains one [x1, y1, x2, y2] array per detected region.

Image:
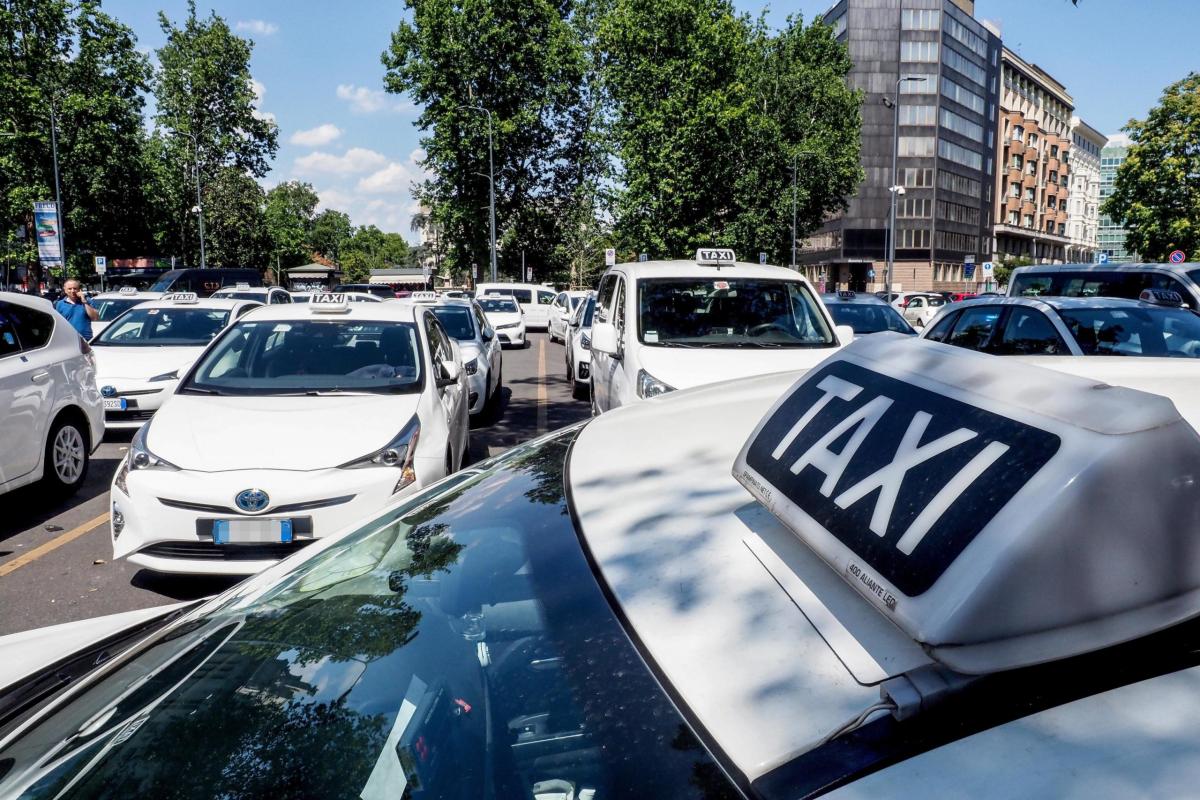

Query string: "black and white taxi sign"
[[734, 335, 1200, 673]]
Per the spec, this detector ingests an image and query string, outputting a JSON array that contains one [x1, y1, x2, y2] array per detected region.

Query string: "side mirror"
[[482, 328, 495, 341], [437, 360, 461, 385], [835, 324, 856, 346], [591, 322, 619, 356]]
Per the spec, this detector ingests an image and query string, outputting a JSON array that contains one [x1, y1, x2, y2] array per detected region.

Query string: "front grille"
[[138, 540, 316, 561], [578, 363, 590, 379], [105, 409, 155, 422], [117, 388, 164, 397], [160, 495, 354, 515], [498, 334, 512, 343]]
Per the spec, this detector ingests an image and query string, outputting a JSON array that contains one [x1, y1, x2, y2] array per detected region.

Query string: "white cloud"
[[315, 188, 355, 213], [295, 147, 389, 175], [290, 123, 343, 147], [336, 83, 413, 114], [248, 78, 275, 123], [1106, 133, 1133, 147], [236, 19, 278, 36], [357, 149, 427, 194]]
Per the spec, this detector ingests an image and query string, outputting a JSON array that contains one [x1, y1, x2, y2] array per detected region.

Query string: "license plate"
[[212, 518, 293, 544], [103, 398, 127, 411]]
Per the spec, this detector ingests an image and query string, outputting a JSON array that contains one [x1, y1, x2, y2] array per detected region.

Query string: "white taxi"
[[428, 297, 502, 416], [10, 335, 1200, 797], [88, 287, 163, 337], [565, 291, 595, 399], [92, 293, 262, 429], [211, 283, 293, 305], [589, 248, 853, 413], [108, 293, 470, 575], [547, 289, 589, 343], [478, 294, 526, 347]]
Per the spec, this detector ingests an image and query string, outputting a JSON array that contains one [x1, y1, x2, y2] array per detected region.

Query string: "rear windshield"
[[825, 301, 916, 335], [182, 319, 424, 395], [1013, 270, 1199, 305], [638, 278, 834, 347], [480, 297, 519, 313], [93, 307, 230, 346], [430, 306, 475, 340]]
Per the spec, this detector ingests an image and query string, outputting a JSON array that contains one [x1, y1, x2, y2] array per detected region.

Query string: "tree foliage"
[[599, 0, 862, 261], [309, 209, 352, 263], [203, 167, 270, 267], [0, 0, 158, 282], [381, 0, 601, 282], [264, 180, 319, 270], [1102, 73, 1200, 262]]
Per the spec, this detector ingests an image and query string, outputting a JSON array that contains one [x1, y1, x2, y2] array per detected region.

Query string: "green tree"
[[309, 208, 352, 263], [339, 249, 377, 283], [153, 0, 278, 266], [0, 0, 158, 284], [1102, 73, 1200, 262], [381, 0, 601, 281], [344, 224, 410, 266], [264, 180, 319, 273], [600, 1, 861, 262], [202, 167, 270, 267]]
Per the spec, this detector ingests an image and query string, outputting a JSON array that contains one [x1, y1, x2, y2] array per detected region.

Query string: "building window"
[[944, 14, 987, 57], [899, 228, 932, 248], [902, 9, 940, 30], [1024, 186, 1034, 201], [898, 196, 932, 218], [900, 73, 934, 94], [1048, 197, 1057, 210], [938, 138, 983, 171], [1012, 125, 1024, 143], [899, 136, 936, 156], [1049, 170, 1058, 183], [903, 167, 934, 187], [1050, 145, 1059, 158], [936, 199, 981, 226], [1023, 214, 1034, 228], [1011, 154, 1023, 169], [829, 11, 847, 37], [939, 107, 983, 141], [1007, 210, 1019, 225], [934, 229, 979, 253], [901, 41, 939, 62], [1009, 181, 1020, 198], [942, 46, 986, 87], [1027, 160, 1037, 176], [899, 105, 936, 125], [938, 169, 981, 197], [941, 77, 985, 114]]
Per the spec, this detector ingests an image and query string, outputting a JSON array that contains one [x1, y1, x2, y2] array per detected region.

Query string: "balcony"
[[1006, 138, 1026, 157]]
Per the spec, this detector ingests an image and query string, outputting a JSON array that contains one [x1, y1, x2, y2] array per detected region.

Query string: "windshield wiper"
[[180, 387, 224, 395]]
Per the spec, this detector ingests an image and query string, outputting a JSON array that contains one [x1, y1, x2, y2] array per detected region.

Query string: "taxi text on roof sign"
[[119, 286, 138, 295], [732, 334, 1200, 675], [167, 292, 198, 304], [695, 248, 736, 266], [309, 292, 349, 312], [410, 291, 438, 303]]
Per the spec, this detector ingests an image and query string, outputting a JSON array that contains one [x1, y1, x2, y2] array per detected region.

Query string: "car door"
[[944, 305, 1004, 353], [903, 296, 925, 325], [425, 313, 466, 469], [549, 292, 567, 339], [608, 277, 632, 409], [533, 289, 556, 328], [992, 307, 1072, 355], [591, 274, 618, 411], [473, 303, 500, 385], [0, 301, 55, 484]]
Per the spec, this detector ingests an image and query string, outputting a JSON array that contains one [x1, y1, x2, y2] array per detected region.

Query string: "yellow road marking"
[[0, 512, 110, 577], [537, 338, 548, 434]]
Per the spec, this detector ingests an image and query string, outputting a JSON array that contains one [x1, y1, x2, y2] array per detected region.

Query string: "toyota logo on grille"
[[235, 488, 270, 513], [101, 385, 116, 397]]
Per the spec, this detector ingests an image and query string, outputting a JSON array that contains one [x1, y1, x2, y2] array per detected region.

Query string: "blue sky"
[[104, 0, 1196, 244]]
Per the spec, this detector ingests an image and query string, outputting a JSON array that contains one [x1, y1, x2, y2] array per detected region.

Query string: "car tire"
[[572, 379, 588, 401], [40, 413, 89, 497]]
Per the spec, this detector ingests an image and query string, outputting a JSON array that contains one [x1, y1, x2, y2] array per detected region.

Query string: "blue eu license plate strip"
[[212, 519, 293, 544]]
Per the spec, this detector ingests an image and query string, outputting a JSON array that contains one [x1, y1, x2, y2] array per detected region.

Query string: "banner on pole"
[[33, 202, 62, 268]]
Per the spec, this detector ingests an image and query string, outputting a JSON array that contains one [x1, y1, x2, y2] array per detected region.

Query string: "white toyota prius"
[[92, 293, 262, 429], [108, 293, 470, 575], [8, 335, 1200, 797]]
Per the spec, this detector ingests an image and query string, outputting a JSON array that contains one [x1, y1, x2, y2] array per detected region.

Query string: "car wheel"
[[572, 379, 588, 401], [41, 414, 89, 496]]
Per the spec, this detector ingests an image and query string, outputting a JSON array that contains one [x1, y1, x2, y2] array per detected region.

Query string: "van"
[[149, 268, 263, 298], [474, 282, 557, 329], [1008, 263, 1200, 308]]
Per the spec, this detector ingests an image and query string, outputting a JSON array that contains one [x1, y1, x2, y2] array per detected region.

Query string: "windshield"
[[430, 306, 475, 340], [579, 296, 595, 328], [1056, 306, 1200, 357], [93, 307, 230, 347], [480, 297, 519, 313], [91, 298, 144, 321], [213, 291, 265, 302], [182, 320, 424, 395], [0, 431, 739, 800], [568, 295, 584, 311], [825, 300, 916, 335], [638, 278, 834, 347]]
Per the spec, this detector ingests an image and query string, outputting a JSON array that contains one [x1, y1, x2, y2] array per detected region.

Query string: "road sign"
[[604, 248, 616, 267], [964, 263, 976, 279], [867, 268, 875, 279], [638, 253, 648, 262], [964, 254, 976, 264], [981, 261, 994, 277], [1098, 252, 1110, 264], [759, 252, 768, 265], [94, 256, 107, 275], [1170, 250, 1186, 264]]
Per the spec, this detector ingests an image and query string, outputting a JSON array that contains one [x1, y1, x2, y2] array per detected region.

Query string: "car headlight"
[[339, 416, 421, 493], [464, 358, 478, 375], [148, 369, 179, 382], [498, 322, 518, 330], [580, 331, 591, 350], [636, 369, 675, 399], [116, 423, 179, 494]]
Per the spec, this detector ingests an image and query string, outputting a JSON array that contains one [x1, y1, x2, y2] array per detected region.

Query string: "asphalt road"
[[0, 332, 589, 637]]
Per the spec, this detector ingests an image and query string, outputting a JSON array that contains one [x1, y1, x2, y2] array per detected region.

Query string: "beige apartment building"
[[992, 48, 1074, 265]]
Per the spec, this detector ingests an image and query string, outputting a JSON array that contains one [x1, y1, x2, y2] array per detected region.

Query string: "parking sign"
[[605, 248, 616, 267]]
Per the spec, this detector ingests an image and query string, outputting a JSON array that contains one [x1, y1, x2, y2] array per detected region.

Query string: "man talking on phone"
[[54, 279, 100, 340]]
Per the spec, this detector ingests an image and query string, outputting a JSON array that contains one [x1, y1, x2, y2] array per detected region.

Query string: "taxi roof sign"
[[118, 286, 138, 295], [733, 334, 1200, 675], [309, 292, 349, 312], [410, 291, 438, 303], [696, 248, 736, 266], [167, 292, 198, 304], [1139, 288, 1185, 307], [234, 282, 251, 290]]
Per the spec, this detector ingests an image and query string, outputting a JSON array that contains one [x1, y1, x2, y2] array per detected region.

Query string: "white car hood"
[[94, 345, 206, 382], [636, 342, 841, 391], [148, 394, 422, 471], [485, 311, 522, 327]]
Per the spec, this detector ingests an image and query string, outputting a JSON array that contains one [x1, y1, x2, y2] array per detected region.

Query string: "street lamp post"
[[884, 75, 926, 299], [458, 104, 497, 283], [48, 103, 66, 284], [172, 130, 206, 268]]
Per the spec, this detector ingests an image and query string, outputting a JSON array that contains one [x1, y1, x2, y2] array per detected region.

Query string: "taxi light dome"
[[734, 334, 1200, 675]]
